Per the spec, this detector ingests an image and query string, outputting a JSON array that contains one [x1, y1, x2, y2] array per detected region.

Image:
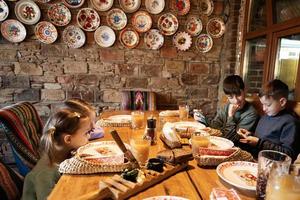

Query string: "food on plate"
[[234, 170, 257, 187], [210, 188, 241, 200], [156, 148, 192, 165]]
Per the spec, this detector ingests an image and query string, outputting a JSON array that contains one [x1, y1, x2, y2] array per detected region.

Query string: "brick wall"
[[0, 0, 242, 120]]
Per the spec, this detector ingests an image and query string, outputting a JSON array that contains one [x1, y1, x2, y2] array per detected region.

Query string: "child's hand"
[[240, 136, 259, 146], [237, 128, 251, 138], [228, 104, 240, 117]]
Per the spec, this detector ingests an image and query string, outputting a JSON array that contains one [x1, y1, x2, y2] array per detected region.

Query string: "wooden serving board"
[[78, 163, 188, 200]]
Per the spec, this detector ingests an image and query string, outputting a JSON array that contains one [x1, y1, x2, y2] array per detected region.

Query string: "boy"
[[195, 75, 259, 144], [238, 79, 300, 160]]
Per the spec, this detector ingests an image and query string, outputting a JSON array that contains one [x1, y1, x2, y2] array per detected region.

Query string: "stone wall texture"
[[0, 0, 242, 120]]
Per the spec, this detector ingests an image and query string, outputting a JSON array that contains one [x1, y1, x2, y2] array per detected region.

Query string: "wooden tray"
[[78, 163, 188, 200]]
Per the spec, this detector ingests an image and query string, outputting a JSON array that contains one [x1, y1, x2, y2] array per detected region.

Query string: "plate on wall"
[[157, 13, 178, 36], [185, 15, 202, 36], [132, 11, 152, 33], [173, 0, 190, 16], [1, 19, 27, 43], [144, 29, 164, 50], [35, 21, 58, 44], [90, 0, 113, 12], [196, 33, 213, 53], [77, 8, 100, 32], [47, 3, 71, 26], [63, 25, 86, 48], [15, 0, 41, 25], [119, 27, 139, 49], [173, 31, 192, 51], [198, 0, 214, 16], [119, 0, 141, 13], [94, 25, 116, 47], [106, 8, 127, 30], [207, 17, 225, 38], [63, 0, 85, 8], [145, 0, 165, 14], [0, 0, 9, 22]]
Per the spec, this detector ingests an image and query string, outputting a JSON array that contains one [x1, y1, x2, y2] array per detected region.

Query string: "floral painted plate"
[[1, 19, 26, 43], [47, 3, 71, 26], [185, 15, 202, 36], [90, 0, 113, 12], [0, 0, 9, 22], [196, 34, 213, 53], [199, 0, 214, 16], [15, 0, 41, 25], [173, 31, 192, 51], [132, 11, 152, 33], [173, 0, 190, 16], [63, 0, 85, 8], [35, 21, 58, 44], [63, 25, 86, 48], [119, 27, 139, 49], [207, 17, 225, 38], [119, 0, 141, 13], [145, 0, 165, 14], [144, 29, 164, 50], [77, 8, 100, 32], [94, 25, 116, 47], [35, 0, 51, 3], [157, 13, 178, 36], [107, 8, 127, 30]]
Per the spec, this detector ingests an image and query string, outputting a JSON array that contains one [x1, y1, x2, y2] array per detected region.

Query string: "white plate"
[[173, 31, 192, 51], [48, 3, 71, 27], [15, 0, 41, 25], [107, 114, 132, 122], [62, 25, 86, 48], [0, 0, 9, 22], [119, 27, 140, 49], [199, 0, 214, 16], [1, 19, 27, 43], [196, 33, 213, 53], [143, 196, 188, 200], [77, 8, 100, 32], [173, 121, 206, 130], [106, 8, 127, 30], [145, 0, 165, 14], [185, 15, 202, 36], [94, 25, 115, 47], [63, 0, 85, 8], [35, 21, 58, 44], [144, 29, 164, 50], [159, 110, 179, 117], [119, 0, 141, 13], [209, 136, 234, 149], [90, 0, 113, 11], [157, 13, 178, 36], [217, 161, 258, 191], [132, 11, 152, 33]]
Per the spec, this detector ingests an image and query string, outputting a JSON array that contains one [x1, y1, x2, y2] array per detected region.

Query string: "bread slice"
[[156, 148, 193, 165]]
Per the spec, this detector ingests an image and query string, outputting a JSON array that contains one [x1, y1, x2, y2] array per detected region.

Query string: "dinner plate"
[[90, 0, 113, 12], [173, 31, 192, 51], [35, 21, 58, 44], [199, 0, 214, 16], [0, 0, 9, 22], [15, 0, 41, 25], [119, 27, 139, 49], [217, 161, 258, 191], [132, 11, 152, 33], [63, 25, 86, 48], [94, 25, 116, 47], [159, 110, 179, 117], [157, 13, 178, 36], [185, 15, 202, 36], [77, 8, 100, 32], [188, 136, 234, 149], [145, 0, 165, 14], [1, 19, 27, 43], [144, 29, 164, 50], [173, 121, 206, 130], [196, 33, 213, 53], [119, 0, 141, 13], [206, 17, 225, 38], [106, 8, 127, 30], [173, 0, 190, 16], [107, 114, 132, 122], [48, 3, 71, 26], [143, 196, 188, 200], [63, 0, 85, 8]]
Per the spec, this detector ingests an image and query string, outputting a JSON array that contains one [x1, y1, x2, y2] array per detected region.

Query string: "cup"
[[130, 136, 151, 167], [131, 111, 145, 129], [191, 132, 210, 156], [179, 104, 189, 121], [256, 150, 292, 200]]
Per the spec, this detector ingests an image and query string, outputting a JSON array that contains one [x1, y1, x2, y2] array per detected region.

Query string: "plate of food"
[[15, 0, 41, 25], [35, 21, 58, 44], [0, 0, 9, 22], [1, 19, 27, 43], [144, 29, 164, 50], [47, 3, 71, 26], [159, 110, 179, 117], [173, 121, 206, 132], [145, 0, 165, 14], [216, 161, 258, 191], [189, 136, 234, 150], [107, 115, 132, 122]]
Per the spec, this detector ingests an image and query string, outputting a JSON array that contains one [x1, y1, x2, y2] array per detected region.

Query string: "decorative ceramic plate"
[[63, 0, 85, 8], [15, 0, 41, 25], [77, 8, 100, 32], [173, 0, 190, 16], [119, 0, 141, 13], [196, 34, 213, 53], [207, 17, 225, 38], [47, 3, 71, 26], [63, 25, 86, 48], [173, 31, 192, 51], [119, 27, 139, 49], [157, 13, 178, 36], [144, 29, 164, 50], [90, 0, 113, 12], [1, 19, 26, 43], [94, 25, 116, 47], [0, 0, 9, 22], [199, 0, 214, 16], [107, 115, 132, 123], [145, 0, 165, 14], [143, 196, 188, 200], [35, 21, 58, 44], [36, 0, 51, 3], [132, 11, 152, 33], [185, 15, 202, 36], [216, 161, 258, 191], [107, 8, 127, 30]]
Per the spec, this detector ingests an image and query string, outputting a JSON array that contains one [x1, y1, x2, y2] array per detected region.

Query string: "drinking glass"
[[256, 150, 292, 200], [179, 104, 189, 121], [191, 132, 210, 157], [131, 111, 145, 129], [130, 136, 151, 167]]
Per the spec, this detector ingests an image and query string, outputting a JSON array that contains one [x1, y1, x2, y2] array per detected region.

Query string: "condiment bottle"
[[145, 116, 156, 145]]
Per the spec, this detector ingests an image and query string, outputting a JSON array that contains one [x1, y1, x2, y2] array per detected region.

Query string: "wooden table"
[[48, 111, 255, 200]]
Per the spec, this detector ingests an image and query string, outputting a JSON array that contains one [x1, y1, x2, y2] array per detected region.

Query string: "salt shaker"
[[145, 116, 156, 145]]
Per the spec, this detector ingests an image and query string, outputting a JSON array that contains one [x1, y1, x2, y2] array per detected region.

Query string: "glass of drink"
[[256, 150, 292, 200], [191, 132, 210, 157], [131, 111, 145, 129], [179, 104, 189, 121], [130, 136, 151, 167]]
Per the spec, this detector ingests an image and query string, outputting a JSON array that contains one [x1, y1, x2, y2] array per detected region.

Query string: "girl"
[[22, 109, 93, 200]]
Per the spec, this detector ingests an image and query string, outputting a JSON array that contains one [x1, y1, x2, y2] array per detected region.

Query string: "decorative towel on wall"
[[121, 91, 156, 111]]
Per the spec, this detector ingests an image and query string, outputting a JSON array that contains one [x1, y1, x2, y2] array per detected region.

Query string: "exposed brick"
[[126, 78, 148, 88], [189, 63, 209, 74], [41, 89, 65, 101], [77, 75, 99, 86], [117, 64, 138, 76], [188, 88, 209, 98], [57, 75, 74, 84], [181, 74, 198, 85], [63, 61, 88, 74], [0, 89, 14, 103], [2, 76, 30, 88], [40, 44, 68, 57], [160, 47, 177, 58], [14, 89, 40, 101], [100, 49, 125, 63], [165, 60, 185, 74], [44, 83, 62, 89], [102, 90, 121, 103], [15, 62, 43, 75], [0, 50, 17, 61], [141, 65, 162, 77], [67, 89, 94, 102]]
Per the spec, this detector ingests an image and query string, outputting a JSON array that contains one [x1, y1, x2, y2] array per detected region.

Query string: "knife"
[[110, 130, 140, 169]]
